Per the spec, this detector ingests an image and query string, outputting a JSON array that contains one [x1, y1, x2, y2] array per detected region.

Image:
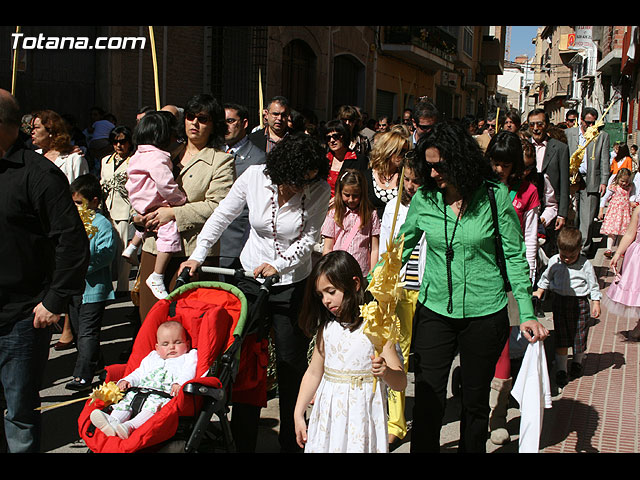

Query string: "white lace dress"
[[304, 320, 388, 453]]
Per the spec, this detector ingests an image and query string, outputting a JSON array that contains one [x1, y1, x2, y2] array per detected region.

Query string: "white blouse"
[[190, 164, 330, 285], [37, 149, 89, 184]]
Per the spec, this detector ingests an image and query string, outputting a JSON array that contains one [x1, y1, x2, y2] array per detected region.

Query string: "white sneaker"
[[90, 409, 116, 437], [146, 273, 169, 299]]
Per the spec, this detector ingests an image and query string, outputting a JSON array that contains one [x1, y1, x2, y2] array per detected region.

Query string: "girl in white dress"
[[294, 251, 406, 453]]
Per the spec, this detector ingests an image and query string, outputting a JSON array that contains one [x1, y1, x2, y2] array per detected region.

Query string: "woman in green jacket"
[[396, 121, 548, 453]]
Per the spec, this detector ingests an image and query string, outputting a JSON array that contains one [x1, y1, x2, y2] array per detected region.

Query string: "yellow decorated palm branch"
[[569, 97, 619, 184], [360, 167, 406, 391], [36, 381, 124, 411]]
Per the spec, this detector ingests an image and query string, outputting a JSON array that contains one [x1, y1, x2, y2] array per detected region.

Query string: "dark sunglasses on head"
[[185, 112, 211, 123]]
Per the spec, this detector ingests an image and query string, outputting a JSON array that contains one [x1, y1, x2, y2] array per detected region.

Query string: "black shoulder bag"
[[486, 183, 512, 293]]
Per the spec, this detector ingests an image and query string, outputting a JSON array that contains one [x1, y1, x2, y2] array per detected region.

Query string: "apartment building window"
[[463, 26, 473, 57]]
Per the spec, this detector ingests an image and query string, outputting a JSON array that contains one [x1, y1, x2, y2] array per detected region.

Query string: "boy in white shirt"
[[533, 227, 601, 388]]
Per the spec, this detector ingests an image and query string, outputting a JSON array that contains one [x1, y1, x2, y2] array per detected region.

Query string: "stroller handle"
[[175, 265, 280, 290]]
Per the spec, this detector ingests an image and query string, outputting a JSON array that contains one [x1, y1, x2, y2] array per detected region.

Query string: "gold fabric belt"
[[323, 366, 374, 390]]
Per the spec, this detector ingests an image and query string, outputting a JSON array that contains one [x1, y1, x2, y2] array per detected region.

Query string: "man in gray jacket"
[[219, 103, 266, 276], [565, 107, 611, 256], [528, 109, 570, 256]]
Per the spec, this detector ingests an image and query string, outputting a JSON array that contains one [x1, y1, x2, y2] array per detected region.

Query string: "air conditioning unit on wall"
[[441, 71, 458, 88]]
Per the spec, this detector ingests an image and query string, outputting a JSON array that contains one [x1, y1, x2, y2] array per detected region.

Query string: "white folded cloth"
[[511, 340, 552, 453]]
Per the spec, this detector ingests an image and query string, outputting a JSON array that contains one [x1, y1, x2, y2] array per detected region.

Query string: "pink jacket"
[[126, 145, 186, 214]]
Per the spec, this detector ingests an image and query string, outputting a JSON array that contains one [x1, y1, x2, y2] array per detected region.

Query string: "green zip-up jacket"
[[395, 180, 535, 322]]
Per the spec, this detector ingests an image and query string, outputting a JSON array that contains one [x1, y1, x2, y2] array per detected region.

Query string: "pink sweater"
[[126, 145, 186, 214]]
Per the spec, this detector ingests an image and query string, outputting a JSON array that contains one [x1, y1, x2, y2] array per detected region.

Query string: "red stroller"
[[77, 268, 278, 453]]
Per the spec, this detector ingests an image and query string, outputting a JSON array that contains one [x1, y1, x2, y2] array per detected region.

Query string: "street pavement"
[[38, 226, 639, 453]]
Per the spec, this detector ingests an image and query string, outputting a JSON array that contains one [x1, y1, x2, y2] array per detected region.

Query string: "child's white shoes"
[[146, 273, 168, 299], [90, 409, 133, 439], [90, 409, 117, 437], [114, 422, 132, 440]]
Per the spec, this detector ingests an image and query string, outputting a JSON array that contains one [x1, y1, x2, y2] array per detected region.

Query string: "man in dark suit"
[[565, 107, 610, 255], [248, 96, 290, 153], [219, 103, 267, 276], [527, 109, 570, 254]]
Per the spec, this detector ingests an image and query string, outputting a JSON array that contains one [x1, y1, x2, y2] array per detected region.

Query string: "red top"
[[327, 151, 358, 197]]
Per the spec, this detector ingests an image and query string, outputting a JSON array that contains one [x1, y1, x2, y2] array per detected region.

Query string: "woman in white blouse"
[[179, 133, 330, 453], [31, 110, 90, 184]]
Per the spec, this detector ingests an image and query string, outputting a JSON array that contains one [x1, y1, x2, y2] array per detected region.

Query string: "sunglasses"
[[416, 123, 434, 131], [326, 133, 343, 141], [185, 112, 211, 123], [112, 139, 129, 145], [425, 161, 446, 174]]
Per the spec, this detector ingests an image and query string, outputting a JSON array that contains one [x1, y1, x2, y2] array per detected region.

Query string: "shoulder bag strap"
[[486, 183, 512, 292]]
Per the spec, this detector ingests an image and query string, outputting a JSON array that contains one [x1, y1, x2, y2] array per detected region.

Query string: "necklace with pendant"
[[444, 199, 464, 314]]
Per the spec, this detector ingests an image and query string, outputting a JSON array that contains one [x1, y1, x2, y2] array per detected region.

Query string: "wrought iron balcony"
[[381, 26, 457, 70]]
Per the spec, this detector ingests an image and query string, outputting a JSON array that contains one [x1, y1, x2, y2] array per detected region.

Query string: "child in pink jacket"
[[126, 111, 186, 299]]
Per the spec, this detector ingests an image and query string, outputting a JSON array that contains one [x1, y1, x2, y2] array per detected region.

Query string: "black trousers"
[[230, 276, 310, 453], [67, 295, 106, 382], [410, 303, 509, 453]]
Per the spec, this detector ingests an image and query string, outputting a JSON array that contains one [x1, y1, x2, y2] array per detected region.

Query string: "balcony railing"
[[382, 26, 457, 63], [540, 75, 572, 102]]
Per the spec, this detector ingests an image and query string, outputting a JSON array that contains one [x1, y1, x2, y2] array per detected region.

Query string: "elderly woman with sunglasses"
[[134, 94, 234, 320], [179, 133, 331, 453], [100, 125, 135, 295], [387, 121, 548, 453]]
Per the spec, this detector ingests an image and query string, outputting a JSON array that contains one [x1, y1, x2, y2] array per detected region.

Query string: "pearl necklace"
[[270, 188, 306, 262]]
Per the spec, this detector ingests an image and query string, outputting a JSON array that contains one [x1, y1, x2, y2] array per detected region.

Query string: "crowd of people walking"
[[1, 85, 639, 453]]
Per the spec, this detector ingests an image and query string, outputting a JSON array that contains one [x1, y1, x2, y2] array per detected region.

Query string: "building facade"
[[531, 25, 636, 148], [2, 25, 506, 132]]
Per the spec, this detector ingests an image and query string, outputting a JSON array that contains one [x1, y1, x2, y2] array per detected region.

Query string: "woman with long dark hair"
[[392, 121, 548, 453]]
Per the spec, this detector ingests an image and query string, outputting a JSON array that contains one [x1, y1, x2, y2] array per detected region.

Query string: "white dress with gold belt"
[[304, 320, 388, 453]]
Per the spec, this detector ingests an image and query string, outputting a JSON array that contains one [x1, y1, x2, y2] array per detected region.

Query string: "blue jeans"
[[0, 315, 52, 452]]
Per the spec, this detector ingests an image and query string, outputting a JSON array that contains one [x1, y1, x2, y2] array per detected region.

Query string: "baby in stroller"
[[90, 321, 197, 439]]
